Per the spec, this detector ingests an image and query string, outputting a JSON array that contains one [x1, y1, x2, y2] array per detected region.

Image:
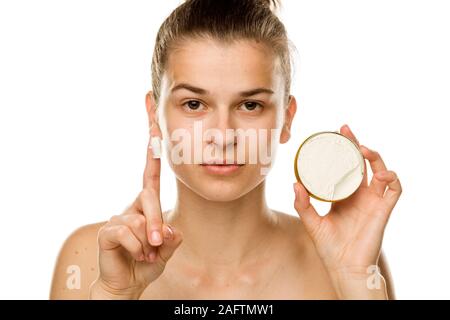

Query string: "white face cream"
[[294, 132, 365, 202]]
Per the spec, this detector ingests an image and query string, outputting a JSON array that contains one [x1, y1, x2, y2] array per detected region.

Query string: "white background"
[[0, 0, 449, 299]]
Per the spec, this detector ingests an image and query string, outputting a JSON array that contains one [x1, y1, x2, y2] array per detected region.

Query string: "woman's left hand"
[[293, 124, 402, 298]]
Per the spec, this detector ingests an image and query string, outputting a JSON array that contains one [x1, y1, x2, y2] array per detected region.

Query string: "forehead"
[[163, 38, 282, 93]]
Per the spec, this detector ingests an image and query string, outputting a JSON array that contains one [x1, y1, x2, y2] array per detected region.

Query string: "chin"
[[196, 188, 247, 202], [173, 165, 264, 201]]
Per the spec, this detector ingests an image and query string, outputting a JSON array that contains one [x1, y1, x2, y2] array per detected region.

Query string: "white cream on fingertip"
[[149, 136, 162, 159]]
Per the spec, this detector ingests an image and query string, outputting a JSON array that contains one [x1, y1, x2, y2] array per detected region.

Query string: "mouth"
[[200, 163, 245, 175]]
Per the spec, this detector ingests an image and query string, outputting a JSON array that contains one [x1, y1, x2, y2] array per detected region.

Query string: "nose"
[[205, 107, 237, 149]]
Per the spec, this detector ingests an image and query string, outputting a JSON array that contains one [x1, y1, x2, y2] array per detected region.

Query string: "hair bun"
[[261, 0, 281, 11], [182, 0, 281, 12]]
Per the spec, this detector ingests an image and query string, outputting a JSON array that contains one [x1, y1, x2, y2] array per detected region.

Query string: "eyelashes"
[[182, 100, 203, 112], [240, 101, 262, 112], [181, 100, 264, 113]]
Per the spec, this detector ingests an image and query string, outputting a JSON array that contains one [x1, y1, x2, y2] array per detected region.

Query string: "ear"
[[145, 91, 163, 138], [279, 95, 297, 144]]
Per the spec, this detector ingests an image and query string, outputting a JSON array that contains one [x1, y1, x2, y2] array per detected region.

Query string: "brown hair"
[[151, 0, 295, 106]]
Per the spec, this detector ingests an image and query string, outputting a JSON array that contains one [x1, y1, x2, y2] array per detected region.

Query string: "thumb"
[[293, 182, 322, 236], [156, 224, 183, 266]]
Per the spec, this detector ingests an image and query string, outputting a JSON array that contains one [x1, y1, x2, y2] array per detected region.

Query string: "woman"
[[50, 0, 402, 299]]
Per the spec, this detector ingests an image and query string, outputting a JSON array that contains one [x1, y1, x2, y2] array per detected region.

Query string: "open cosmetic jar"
[[294, 131, 365, 202]]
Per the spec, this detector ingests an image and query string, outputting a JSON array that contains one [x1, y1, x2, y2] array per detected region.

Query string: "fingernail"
[[293, 183, 298, 197], [151, 230, 162, 245], [150, 136, 161, 159], [163, 225, 174, 240]]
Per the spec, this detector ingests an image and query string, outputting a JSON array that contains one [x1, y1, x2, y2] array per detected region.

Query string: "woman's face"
[[155, 38, 294, 201]]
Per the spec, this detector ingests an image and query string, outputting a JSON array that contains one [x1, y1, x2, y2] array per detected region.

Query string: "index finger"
[[134, 188, 164, 246], [143, 132, 162, 197], [340, 124, 360, 146]]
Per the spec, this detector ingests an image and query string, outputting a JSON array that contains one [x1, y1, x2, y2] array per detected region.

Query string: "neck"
[[167, 179, 279, 269]]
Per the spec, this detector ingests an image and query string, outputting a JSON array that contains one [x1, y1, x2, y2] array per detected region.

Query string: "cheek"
[[161, 107, 196, 150], [163, 106, 182, 136], [237, 114, 280, 165]]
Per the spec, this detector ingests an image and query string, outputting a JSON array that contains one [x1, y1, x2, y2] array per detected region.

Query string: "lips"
[[200, 160, 245, 165], [201, 163, 245, 166], [200, 162, 245, 175]]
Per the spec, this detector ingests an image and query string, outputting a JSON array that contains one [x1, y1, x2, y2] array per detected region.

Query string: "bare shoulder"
[[265, 210, 337, 298], [270, 209, 322, 259], [270, 210, 319, 268], [270, 210, 309, 244], [49, 221, 106, 299]]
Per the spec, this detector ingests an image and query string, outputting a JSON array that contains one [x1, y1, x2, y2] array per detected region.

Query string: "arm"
[[327, 250, 395, 300], [379, 250, 396, 300]]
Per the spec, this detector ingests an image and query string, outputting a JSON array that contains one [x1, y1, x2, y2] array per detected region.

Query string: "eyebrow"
[[170, 83, 274, 97]]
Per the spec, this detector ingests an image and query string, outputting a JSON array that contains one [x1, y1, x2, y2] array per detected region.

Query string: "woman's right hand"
[[89, 135, 183, 300]]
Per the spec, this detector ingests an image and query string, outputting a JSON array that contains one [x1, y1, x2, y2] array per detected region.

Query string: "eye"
[[182, 100, 205, 112], [238, 101, 263, 112]]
